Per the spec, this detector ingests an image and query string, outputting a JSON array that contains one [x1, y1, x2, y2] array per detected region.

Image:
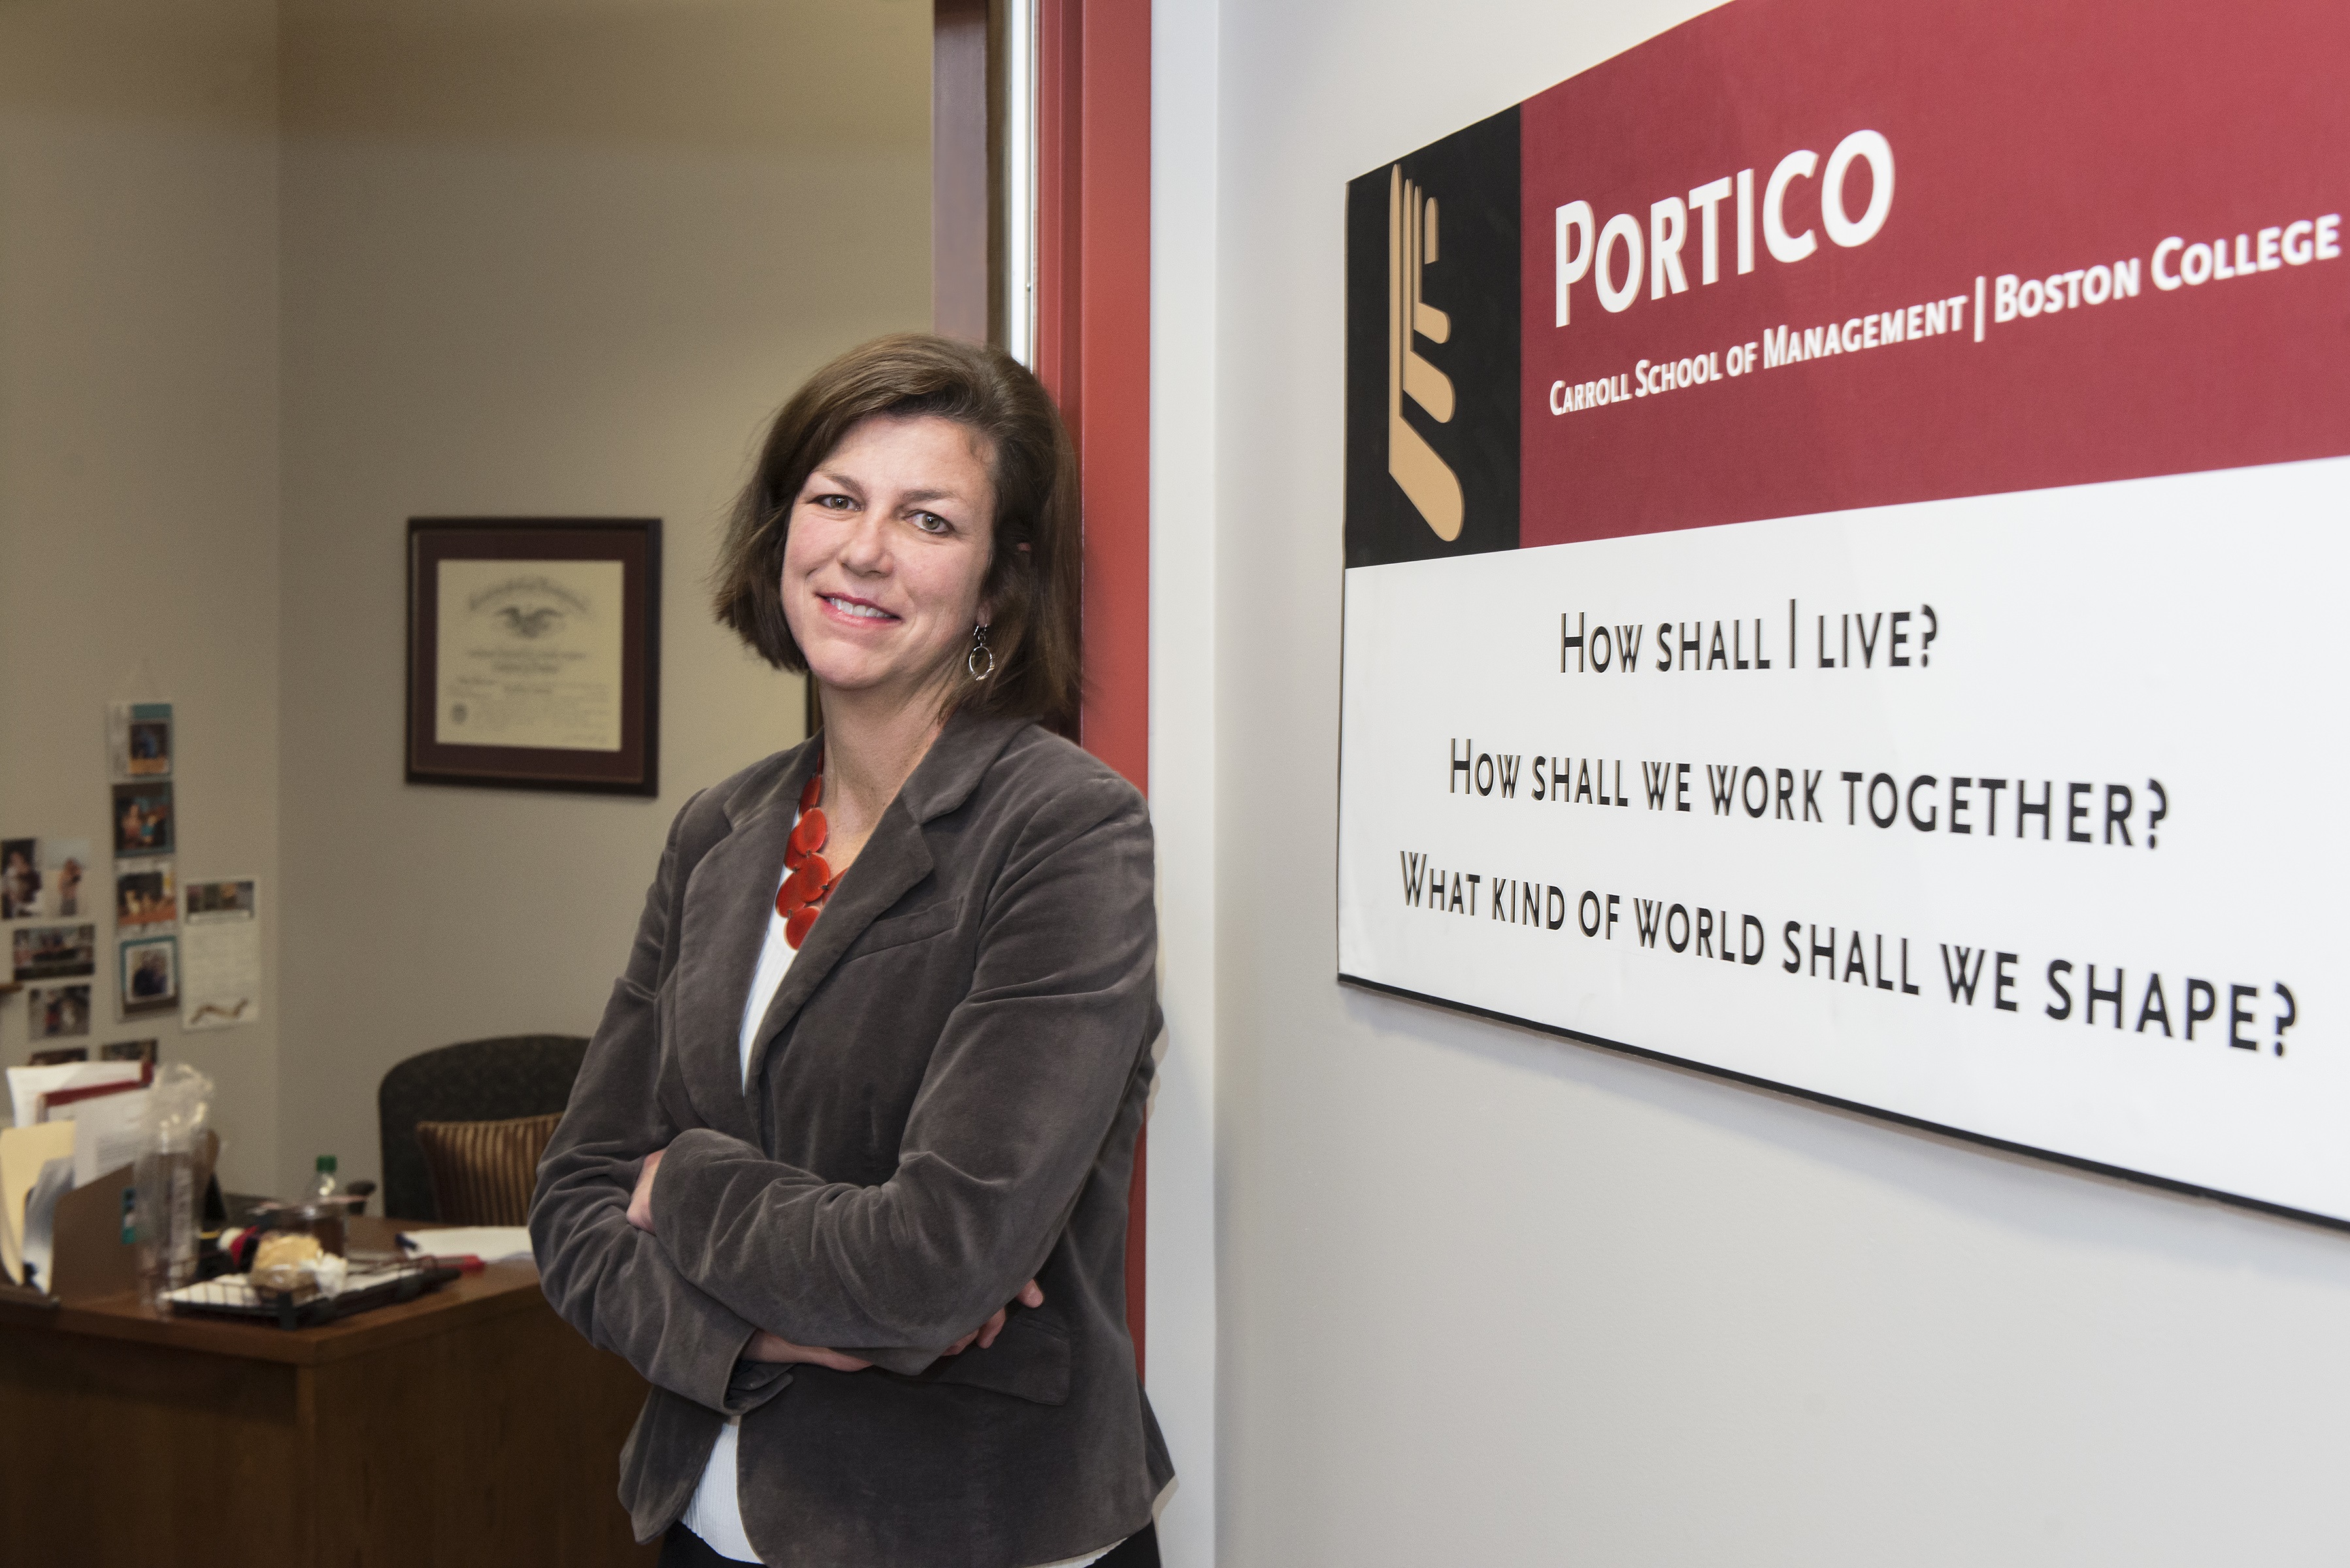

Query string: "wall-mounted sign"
[[1337, 0, 2350, 1226]]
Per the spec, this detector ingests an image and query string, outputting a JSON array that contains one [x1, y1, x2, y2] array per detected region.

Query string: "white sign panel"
[[1340, 463, 2343, 1218]]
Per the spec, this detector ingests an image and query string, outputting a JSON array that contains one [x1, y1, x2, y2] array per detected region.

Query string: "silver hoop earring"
[[967, 623, 995, 681]]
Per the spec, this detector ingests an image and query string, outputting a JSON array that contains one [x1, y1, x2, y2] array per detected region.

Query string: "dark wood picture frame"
[[406, 519, 661, 796]]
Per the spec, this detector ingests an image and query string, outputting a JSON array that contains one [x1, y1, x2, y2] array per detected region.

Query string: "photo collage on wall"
[[3, 698, 263, 1081]]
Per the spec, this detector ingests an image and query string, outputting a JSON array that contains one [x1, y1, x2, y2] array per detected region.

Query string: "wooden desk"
[[0, 1220, 656, 1565]]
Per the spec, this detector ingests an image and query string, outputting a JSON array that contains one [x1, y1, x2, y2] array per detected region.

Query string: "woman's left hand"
[[940, 1278, 1045, 1356], [625, 1147, 665, 1233]]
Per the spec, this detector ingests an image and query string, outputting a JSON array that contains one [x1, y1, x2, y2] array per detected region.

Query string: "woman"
[[532, 335, 1170, 1568]]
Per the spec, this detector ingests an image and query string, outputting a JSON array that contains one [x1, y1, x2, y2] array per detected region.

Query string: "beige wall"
[[273, 0, 933, 1198], [1, 0, 929, 1202], [0, 0, 283, 1194]]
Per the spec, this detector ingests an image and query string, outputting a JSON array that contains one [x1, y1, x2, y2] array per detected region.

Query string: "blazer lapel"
[[667, 745, 817, 1142], [729, 711, 1031, 1135], [742, 794, 934, 1098]]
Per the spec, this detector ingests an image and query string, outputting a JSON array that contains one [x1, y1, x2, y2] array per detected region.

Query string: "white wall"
[[274, 0, 932, 1198], [1172, 1, 2350, 1562], [0, 0, 283, 1195], [1146, 4, 1220, 1565]]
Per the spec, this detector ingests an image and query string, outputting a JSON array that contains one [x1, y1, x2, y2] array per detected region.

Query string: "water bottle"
[[135, 1064, 216, 1309], [311, 1154, 339, 1202]]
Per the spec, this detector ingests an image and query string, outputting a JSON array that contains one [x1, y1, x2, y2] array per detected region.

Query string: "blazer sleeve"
[[529, 792, 789, 1416], [646, 774, 1155, 1372]]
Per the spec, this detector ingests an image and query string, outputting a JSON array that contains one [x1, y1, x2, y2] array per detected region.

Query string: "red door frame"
[[1035, 0, 1152, 1376]]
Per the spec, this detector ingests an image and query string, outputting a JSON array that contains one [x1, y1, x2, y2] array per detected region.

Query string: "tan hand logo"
[[1387, 165, 1463, 541]]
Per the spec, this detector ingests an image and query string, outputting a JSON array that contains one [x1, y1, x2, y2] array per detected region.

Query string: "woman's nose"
[[837, 511, 890, 572]]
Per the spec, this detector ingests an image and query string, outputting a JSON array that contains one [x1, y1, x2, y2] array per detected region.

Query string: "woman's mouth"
[[822, 594, 898, 622]]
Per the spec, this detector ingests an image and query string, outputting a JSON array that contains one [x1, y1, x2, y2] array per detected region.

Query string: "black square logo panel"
[[1344, 106, 1521, 569]]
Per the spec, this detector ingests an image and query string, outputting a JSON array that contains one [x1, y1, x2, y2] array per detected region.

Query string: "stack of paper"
[[6, 1060, 144, 1129], [397, 1225, 535, 1264], [47, 1086, 152, 1189], [1, 1062, 157, 1288]]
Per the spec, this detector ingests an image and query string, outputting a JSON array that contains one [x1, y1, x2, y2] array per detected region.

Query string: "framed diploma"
[[406, 519, 661, 795]]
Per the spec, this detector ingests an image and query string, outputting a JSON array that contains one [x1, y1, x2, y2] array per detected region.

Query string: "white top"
[[676, 844, 1120, 1567], [677, 868, 799, 1563]]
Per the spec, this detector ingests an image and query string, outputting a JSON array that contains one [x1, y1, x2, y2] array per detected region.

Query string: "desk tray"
[[165, 1262, 461, 1330]]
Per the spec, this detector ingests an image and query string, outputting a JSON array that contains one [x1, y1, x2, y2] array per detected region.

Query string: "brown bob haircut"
[[712, 333, 1083, 730]]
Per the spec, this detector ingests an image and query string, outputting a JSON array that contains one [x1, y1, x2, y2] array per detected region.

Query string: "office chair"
[[377, 1035, 588, 1223]]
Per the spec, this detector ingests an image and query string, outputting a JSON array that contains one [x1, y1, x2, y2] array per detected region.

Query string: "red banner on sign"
[[1517, 0, 2350, 547]]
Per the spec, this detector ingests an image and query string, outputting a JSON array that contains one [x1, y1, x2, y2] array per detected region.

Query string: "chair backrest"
[[414, 1113, 565, 1226], [377, 1035, 588, 1223]]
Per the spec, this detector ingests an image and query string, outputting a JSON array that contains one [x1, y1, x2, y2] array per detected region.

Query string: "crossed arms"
[[529, 777, 1155, 1412]]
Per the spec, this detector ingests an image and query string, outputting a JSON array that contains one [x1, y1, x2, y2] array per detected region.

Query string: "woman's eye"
[[911, 511, 952, 534], [810, 493, 853, 511]]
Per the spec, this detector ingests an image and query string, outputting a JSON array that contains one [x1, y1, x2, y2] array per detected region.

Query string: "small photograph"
[[185, 878, 256, 919], [118, 934, 178, 1017], [112, 782, 174, 857], [13, 924, 97, 983], [27, 1046, 89, 1066], [115, 858, 178, 929], [108, 701, 174, 781], [99, 1037, 159, 1067], [41, 840, 91, 919], [1, 839, 40, 919], [28, 983, 92, 1039]]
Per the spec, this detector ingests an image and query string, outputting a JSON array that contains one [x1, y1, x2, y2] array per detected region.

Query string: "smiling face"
[[780, 412, 998, 713]]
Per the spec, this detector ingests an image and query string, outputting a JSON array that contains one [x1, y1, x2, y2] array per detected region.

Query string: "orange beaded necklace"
[[775, 766, 835, 948]]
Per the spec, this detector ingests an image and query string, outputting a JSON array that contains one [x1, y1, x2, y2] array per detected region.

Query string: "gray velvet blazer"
[[530, 711, 1172, 1568]]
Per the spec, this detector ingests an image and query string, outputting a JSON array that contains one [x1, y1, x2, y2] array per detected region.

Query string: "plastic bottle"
[[135, 1064, 216, 1309], [311, 1154, 339, 1202]]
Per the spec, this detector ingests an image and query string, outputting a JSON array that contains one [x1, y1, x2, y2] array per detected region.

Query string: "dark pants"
[[659, 1520, 1162, 1568]]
